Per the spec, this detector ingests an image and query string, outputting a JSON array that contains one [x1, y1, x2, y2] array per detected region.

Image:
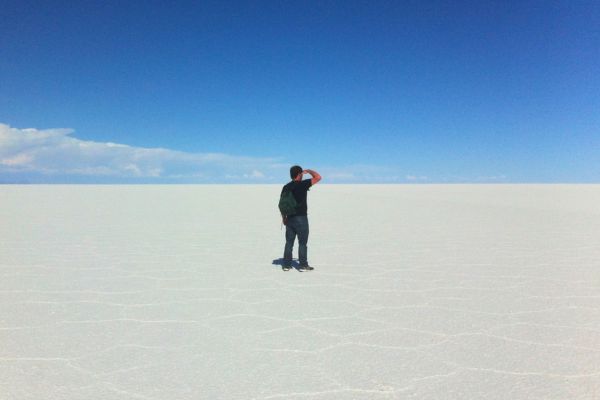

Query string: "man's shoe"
[[299, 264, 314, 271], [282, 259, 293, 271]]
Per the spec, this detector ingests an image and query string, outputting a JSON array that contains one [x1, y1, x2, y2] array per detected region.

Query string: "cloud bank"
[[0, 124, 286, 183], [0, 123, 457, 184]]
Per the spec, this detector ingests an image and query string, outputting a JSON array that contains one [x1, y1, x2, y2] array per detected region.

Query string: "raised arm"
[[303, 169, 321, 185]]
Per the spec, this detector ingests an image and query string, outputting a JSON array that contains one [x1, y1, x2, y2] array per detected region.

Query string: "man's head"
[[290, 165, 303, 181]]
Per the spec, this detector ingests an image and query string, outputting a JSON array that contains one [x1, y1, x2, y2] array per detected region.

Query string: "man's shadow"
[[272, 258, 303, 271]]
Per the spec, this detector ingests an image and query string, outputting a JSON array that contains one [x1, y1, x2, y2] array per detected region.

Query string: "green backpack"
[[278, 184, 298, 217]]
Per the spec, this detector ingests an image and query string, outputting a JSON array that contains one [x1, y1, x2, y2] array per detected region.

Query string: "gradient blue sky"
[[1, 0, 599, 183]]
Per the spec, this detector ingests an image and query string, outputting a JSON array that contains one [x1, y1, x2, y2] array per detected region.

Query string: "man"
[[281, 165, 321, 271]]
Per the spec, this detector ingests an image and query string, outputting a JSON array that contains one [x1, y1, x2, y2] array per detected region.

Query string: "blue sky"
[[1, 0, 599, 183]]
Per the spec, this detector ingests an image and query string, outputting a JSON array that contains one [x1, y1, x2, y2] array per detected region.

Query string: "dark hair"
[[290, 165, 302, 180]]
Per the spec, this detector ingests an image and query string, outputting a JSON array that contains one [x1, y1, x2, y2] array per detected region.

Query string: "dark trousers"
[[283, 215, 309, 266]]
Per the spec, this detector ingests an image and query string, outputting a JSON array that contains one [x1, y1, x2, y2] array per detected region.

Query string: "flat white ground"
[[1, 185, 600, 399]]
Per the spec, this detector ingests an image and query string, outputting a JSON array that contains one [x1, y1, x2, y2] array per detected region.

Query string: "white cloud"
[[476, 175, 507, 182], [440, 174, 508, 183], [319, 165, 406, 183], [245, 170, 265, 179], [1, 153, 33, 166], [406, 175, 428, 181], [0, 124, 441, 184], [326, 172, 355, 180], [0, 123, 283, 182]]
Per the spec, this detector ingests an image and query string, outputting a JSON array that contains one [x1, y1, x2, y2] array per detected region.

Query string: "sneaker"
[[282, 265, 291, 271], [299, 264, 314, 271]]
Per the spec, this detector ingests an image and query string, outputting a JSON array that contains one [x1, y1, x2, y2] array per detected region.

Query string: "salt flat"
[[1, 184, 600, 399]]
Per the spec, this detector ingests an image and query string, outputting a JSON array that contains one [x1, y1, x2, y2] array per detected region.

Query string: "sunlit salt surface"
[[1, 184, 599, 399]]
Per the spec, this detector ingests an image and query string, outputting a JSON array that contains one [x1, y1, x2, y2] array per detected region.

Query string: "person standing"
[[281, 165, 321, 271]]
